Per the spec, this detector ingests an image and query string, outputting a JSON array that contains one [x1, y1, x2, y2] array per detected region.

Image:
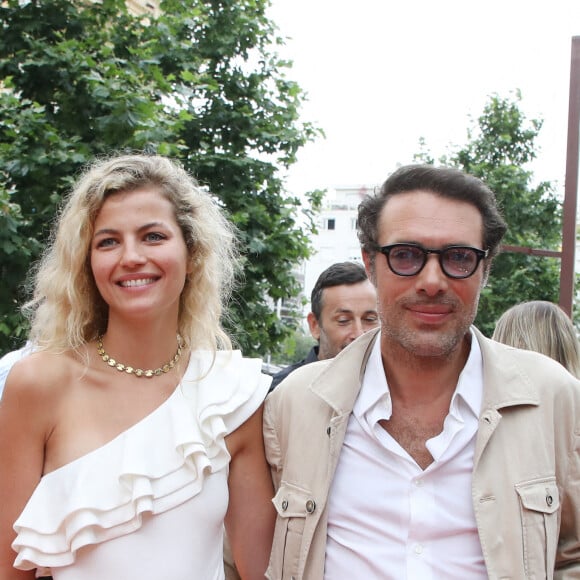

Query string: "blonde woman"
[[493, 300, 580, 378], [0, 154, 274, 579]]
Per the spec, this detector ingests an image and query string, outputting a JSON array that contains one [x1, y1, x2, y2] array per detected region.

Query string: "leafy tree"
[[0, 184, 41, 344], [416, 93, 564, 336], [271, 325, 315, 367], [0, 0, 322, 355]]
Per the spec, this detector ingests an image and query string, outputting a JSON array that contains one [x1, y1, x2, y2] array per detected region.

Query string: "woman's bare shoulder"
[[4, 349, 80, 402], [0, 351, 85, 468]]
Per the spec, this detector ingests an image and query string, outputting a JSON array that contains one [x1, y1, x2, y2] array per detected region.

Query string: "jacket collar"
[[308, 326, 540, 416], [309, 328, 380, 415], [473, 326, 540, 409]]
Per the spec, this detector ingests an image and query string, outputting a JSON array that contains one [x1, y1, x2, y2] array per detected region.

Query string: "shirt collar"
[[354, 332, 392, 420], [452, 329, 483, 419]]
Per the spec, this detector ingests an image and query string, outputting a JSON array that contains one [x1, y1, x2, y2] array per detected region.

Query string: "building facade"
[[298, 184, 377, 317]]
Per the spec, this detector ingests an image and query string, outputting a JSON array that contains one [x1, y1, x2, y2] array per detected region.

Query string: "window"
[[325, 218, 336, 230]]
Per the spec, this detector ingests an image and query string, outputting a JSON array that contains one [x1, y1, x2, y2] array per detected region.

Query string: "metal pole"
[[560, 36, 580, 316]]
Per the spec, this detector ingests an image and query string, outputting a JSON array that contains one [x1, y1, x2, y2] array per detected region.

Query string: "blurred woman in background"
[[492, 300, 580, 378]]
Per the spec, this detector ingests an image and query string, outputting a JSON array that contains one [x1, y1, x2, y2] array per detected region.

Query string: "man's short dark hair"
[[311, 261, 369, 320], [357, 164, 508, 260]]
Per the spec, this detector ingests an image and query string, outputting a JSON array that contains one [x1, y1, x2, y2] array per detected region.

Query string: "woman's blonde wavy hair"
[[492, 300, 580, 379], [24, 153, 239, 355]]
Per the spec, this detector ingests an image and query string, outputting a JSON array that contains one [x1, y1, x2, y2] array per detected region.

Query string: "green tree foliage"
[[0, 185, 41, 344], [0, 0, 323, 355], [416, 93, 563, 336], [271, 325, 315, 366]]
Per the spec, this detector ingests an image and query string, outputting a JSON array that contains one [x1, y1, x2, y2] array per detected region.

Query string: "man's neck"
[[380, 334, 472, 406], [377, 333, 473, 469]]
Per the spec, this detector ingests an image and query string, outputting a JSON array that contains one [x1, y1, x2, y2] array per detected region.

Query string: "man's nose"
[[415, 254, 448, 296], [350, 319, 365, 338]]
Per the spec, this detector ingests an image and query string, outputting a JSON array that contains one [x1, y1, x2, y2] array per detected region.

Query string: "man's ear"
[[307, 312, 321, 341]]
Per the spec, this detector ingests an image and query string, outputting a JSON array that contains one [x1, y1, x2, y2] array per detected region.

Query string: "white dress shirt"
[[324, 330, 488, 579]]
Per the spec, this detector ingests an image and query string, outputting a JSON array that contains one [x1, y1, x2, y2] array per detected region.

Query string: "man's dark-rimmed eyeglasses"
[[377, 243, 489, 279]]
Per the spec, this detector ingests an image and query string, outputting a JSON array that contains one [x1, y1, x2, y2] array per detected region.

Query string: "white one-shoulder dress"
[[12, 350, 271, 580]]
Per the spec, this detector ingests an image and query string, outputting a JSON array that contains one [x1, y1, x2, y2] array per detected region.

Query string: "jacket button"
[[306, 499, 316, 513], [281, 500, 288, 511], [546, 494, 553, 506]]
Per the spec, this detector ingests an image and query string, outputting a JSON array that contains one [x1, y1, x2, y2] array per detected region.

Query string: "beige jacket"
[[264, 327, 580, 579]]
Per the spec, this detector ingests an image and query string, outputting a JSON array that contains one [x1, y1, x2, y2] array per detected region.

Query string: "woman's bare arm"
[[0, 357, 53, 580], [225, 405, 275, 580]]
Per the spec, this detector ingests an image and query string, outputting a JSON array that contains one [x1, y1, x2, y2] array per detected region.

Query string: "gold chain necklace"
[[96, 335, 183, 378]]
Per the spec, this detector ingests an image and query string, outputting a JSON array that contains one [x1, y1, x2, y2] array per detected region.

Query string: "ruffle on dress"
[[12, 350, 270, 571]]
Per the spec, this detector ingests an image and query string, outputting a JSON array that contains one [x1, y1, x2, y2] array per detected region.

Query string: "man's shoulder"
[[270, 359, 308, 390], [477, 328, 567, 369], [269, 347, 319, 391], [270, 359, 331, 399], [268, 330, 379, 405], [476, 328, 580, 397]]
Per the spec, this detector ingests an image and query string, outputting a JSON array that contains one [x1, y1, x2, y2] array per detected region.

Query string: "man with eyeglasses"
[[263, 164, 580, 579]]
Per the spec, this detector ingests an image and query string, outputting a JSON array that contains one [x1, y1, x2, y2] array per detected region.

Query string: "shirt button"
[[281, 500, 288, 511], [546, 494, 553, 506], [306, 499, 316, 513], [414, 479, 424, 487], [414, 544, 423, 555]]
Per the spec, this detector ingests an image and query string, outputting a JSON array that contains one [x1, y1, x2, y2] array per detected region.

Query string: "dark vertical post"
[[560, 36, 580, 316]]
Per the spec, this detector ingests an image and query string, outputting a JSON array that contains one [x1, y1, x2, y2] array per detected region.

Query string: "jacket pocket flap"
[[273, 481, 314, 518], [515, 479, 560, 514]]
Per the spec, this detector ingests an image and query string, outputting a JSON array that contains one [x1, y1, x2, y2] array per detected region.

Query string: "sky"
[[267, 0, 580, 198]]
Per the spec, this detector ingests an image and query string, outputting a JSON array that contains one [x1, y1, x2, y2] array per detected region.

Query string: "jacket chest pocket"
[[267, 482, 317, 580], [515, 478, 560, 579]]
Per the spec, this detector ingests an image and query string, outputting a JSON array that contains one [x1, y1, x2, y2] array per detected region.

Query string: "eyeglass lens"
[[387, 245, 480, 278]]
